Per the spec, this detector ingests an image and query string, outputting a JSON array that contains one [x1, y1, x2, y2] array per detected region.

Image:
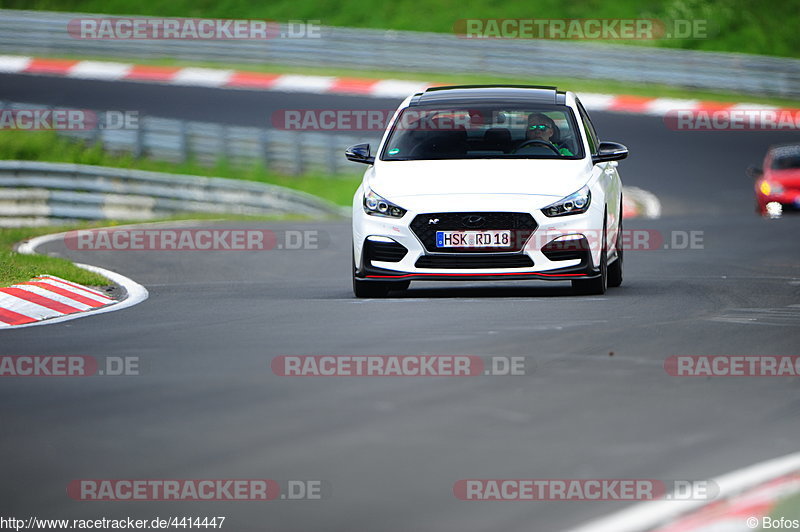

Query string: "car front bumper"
[[353, 196, 607, 283]]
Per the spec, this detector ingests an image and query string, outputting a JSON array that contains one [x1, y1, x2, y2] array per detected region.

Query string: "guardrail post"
[[134, 117, 145, 159], [222, 125, 231, 163], [293, 132, 304, 176], [327, 135, 338, 176], [260, 129, 271, 172], [92, 110, 103, 147], [179, 120, 189, 163]]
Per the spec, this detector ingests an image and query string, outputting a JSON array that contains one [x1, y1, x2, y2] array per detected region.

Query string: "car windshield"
[[771, 152, 800, 170], [380, 104, 584, 161]]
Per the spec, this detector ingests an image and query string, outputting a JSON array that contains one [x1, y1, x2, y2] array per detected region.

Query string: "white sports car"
[[348, 85, 628, 298]]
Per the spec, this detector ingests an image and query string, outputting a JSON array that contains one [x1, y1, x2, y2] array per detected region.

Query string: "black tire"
[[353, 277, 391, 298], [392, 280, 411, 291], [352, 248, 409, 297], [607, 218, 623, 288], [572, 220, 608, 295]]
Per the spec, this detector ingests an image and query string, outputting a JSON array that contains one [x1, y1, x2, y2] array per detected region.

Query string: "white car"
[[348, 85, 628, 298]]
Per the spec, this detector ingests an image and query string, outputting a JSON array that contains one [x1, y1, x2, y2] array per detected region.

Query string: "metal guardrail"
[[0, 160, 347, 226], [0, 101, 377, 177], [1, 9, 799, 98]]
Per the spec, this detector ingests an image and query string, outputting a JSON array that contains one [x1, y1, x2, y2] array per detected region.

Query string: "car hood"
[[766, 168, 800, 187], [368, 159, 593, 200]]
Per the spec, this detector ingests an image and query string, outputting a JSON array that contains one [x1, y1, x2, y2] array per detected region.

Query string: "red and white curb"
[[652, 473, 800, 532], [0, 55, 428, 99], [0, 55, 793, 117], [0, 274, 114, 326], [564, 451, 800, 532], [0, 233, 148, 329]]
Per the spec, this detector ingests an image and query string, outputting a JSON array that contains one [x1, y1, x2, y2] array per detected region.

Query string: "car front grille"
[[409, 212, 537, 253], [415, 254, 534, 269]]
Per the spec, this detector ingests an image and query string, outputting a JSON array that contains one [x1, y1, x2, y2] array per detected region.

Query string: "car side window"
[[576, 99, 599, 155]]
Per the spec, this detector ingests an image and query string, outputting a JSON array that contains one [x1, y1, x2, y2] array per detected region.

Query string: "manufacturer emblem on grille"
[[462, 215, 486, 228], [428, 218, 439, 224]]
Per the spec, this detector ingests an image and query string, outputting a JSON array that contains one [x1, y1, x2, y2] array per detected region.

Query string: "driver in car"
[[516, 112, 574, 156]]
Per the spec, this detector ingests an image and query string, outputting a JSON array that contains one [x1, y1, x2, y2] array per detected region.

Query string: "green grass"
[[7, 0, 799, 57], [764, 492, 800, 526], [0, 129, 361, 207], [0, 224, 111, 287]]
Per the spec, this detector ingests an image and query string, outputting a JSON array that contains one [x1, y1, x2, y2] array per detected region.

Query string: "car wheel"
[[393, 280, 411, 291], [607, 218, 623, 288], [353, 277, 391, 298], [352, 248, 408, 298], [572, 220, 608, 295]]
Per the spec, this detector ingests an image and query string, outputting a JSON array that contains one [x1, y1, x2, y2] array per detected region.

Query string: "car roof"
[[409, 85, 568, 107], [769, 143, 800, 158]]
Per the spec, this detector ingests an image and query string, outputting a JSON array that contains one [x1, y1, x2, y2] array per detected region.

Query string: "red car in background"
[[749, 143, 800, 217]]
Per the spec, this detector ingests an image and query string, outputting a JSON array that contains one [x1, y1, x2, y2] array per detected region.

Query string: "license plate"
[[436, 230, 512, 248]]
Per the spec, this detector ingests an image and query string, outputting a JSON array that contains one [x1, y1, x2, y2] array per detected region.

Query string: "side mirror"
[[746, 165, 763, 178], [345, 143, 375, 165], [592, 141, 629, 164]]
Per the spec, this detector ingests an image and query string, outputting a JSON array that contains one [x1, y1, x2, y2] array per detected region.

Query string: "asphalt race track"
[[1, 74, 799, 531]]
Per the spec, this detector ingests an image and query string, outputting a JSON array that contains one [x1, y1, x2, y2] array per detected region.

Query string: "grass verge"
[[5, 0, 799, 58], [764, 491, 800, 526], [0, 223, 111, 287]]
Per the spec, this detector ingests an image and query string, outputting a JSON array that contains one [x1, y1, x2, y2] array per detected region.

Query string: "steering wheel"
[[512, 139, 561, 155]]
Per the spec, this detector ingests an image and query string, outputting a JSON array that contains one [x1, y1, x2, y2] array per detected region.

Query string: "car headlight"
[[363, 189, 407, 218], [542, 186, 591, 217], [759, 180, 784, 196]]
